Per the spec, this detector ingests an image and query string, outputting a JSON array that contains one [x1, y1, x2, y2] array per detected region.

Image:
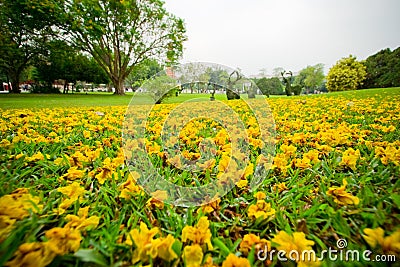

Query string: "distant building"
[[165, 67, 175, 79]]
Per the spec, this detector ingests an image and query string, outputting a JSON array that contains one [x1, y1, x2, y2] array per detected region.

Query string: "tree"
[[295, 64, 325, 93], [0, 0, 63, 93], [256, 77, 283, 96], [126, 59, 162, 91], [226, 70, 242, 100], [326, 55, 367, 92], [364, 47, 400, 88], [143, 74, 177, 104], [66, 0, 186, 95], [34, 40, 109, 93]]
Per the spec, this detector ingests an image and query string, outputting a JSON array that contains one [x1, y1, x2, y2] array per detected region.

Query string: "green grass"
[[0, 88, 399, 266], [0, 87, 398, 109]]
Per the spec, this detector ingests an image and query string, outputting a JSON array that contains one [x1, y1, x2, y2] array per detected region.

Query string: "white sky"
[[163, 0, 400, 76]]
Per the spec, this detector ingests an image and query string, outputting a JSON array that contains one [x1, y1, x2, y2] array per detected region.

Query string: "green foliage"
[[364, 47, 400, 88], [126, 59, 162, 91], [33, 40, 109, 89], [255, 77, 284, 96], [0, 0, 64, 93], [295, 64, 325, 93], [281, 71, 302, 96], [66, 0, 186, 95], [326, 55, 367, 92], [143, 74, 178, 104]]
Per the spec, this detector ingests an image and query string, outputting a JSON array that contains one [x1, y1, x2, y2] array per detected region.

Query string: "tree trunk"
[[113, 79, 125, 95], [10, 72, 21, 93]]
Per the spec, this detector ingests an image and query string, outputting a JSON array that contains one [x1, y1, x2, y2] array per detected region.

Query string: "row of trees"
[[255, 47, 399, 95], [326, 48, 400, 92], [0, 0, 186, 94], [253, 63, 326, 96]]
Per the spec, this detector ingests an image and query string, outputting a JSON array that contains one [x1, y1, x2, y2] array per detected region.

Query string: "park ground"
[[0, 87, 399, 266], [0, 87, 398, 109]]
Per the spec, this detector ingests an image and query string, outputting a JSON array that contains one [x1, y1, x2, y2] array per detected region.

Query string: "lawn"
[[0, 87, 398, 109], [0, 88, 399, 266], [0, 92, 228, 109]]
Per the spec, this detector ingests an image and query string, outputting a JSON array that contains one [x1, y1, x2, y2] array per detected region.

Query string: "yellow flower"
[[15, 153, 25, 160], [57, 182, 86, 214], [222, 253, 250, 267], [60, 166, 85, 180], [25, 151, 45, 162], [183, 244, 203, 267], [68, 151, 86, 168], [203, 255, 217, 267], [197, 158, 216, 171], [363, 227, 385, 248], [0, 139, 11, 147], [83, 130, 91, 139], [146, 141, 163, 157], [197, 198, 221, 214], [280, 144, 297, 157], [315, 143, 333, 155], [249, 137, 264, 149], [340, 148, 360, 170], [242, 163, 254, 178], [95, 157, 114, 184], [45, 226, 82, 255], [236, 179, 248, 189], [152, 235, 178, 262], [146, 190, 168, 209], [239, 233, 270, 256], [326, 179, 359, 205], [294, 157, 311, 169], [375, 145, 400, 166], [126, 222, 160, 263], [214, 130, 229, 146], [363, 227, 400, 254], [65, 206, 100, 231], [5, 242, 55, 267], [84, 147, 102, 162], [167, 154, 183, 168], [254, 191, 266, 200], [272, 231, 314, 252], [0, 216, 16, 242], [304, 150, 320, 164], [248, 200, 275, 220], [273, 153, 289, 175], [272, 231, 319, 266], [256, 154, 273, 170], [218, 154, 231, 173], [0, 188, 42, 220], [273, 182, 288, 193], [182, 216, 213, 250], [119, 171, 142, 199], [54, 157, 65, 166]]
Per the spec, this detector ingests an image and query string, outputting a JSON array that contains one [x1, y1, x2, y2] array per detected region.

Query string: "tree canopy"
[[66, 0, 186, 95], [295, 64, 325, 93], [364, 47, 400, 88], [326, 55, 367, 92], [255, 77, 283, 96], [0, 0, 63, 93]]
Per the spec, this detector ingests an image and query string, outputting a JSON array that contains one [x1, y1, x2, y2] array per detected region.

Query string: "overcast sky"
[[163, 0, 400, 76]]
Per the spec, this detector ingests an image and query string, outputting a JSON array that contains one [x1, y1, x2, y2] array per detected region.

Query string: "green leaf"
[[74, 249, 108, 266], [391, 194, 400, 208], [213, 237, 230, 257], [172, 240, 182, 256], [247, 245, 256, 265]]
